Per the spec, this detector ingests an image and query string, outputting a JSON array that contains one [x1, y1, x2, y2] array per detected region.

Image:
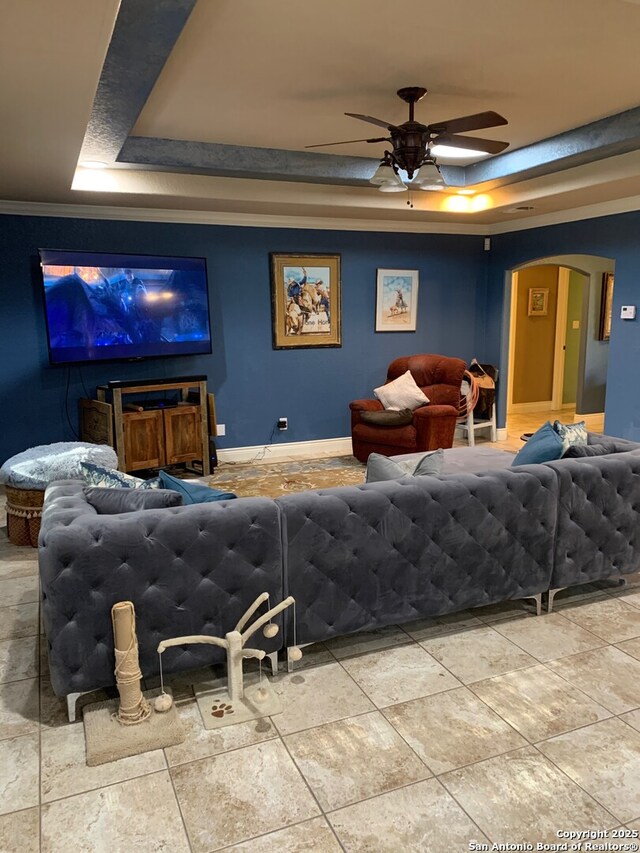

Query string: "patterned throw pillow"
[[553, 420, 588, 454], [365, 449, 444, 482], [79, 462, 159, 489]]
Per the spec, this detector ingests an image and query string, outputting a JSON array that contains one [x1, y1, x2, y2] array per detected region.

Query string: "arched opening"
[[499, 254, 615, 442]]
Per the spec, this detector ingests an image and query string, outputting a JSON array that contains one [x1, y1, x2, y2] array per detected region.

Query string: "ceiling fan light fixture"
[[378, 178, 408, 193], [411, 161, 446, 191], [369, 163, 399, 186]]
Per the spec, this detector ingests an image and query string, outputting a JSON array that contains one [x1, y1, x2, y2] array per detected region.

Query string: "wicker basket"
[[6, 485, 45, 547]]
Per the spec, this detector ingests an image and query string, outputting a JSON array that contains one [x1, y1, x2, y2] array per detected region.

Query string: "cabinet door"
[[123, 410, 165, 471], [164, 406, 202, 464]]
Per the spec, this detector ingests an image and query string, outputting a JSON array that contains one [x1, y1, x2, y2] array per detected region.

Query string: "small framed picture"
[[270, 253, 341, 349], [528, 288, 549, 317], [598, 272, 614, 341], [376, 269, 419, 332]]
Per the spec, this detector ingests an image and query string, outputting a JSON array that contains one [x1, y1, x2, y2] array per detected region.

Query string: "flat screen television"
[[39, 249, 212, 365]]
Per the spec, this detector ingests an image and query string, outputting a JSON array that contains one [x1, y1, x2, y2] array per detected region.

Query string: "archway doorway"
[[501, 253, 614, 444]]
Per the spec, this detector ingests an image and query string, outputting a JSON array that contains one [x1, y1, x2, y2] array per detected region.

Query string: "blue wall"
[[0, 214, 487, 462], [485, 211, 640, 439]]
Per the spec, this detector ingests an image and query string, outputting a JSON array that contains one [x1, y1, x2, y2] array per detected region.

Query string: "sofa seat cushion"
[[352, 422, 417, 449]]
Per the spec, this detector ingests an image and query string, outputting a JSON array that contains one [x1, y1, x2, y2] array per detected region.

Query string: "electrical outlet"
[[277, 417, 288, 431], [217, 423, 226, 436]]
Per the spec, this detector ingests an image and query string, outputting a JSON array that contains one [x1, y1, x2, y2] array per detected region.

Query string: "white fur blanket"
[[0, 442, 118, 489]]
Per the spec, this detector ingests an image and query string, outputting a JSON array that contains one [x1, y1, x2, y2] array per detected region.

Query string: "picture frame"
[[527, 287, 549, 317], [375, 269, 419, 332], [270, 253, 341, 349], [598, 272, 614, 341]]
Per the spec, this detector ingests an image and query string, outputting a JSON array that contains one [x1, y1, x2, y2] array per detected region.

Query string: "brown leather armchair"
[[350, 354, 466, 462]]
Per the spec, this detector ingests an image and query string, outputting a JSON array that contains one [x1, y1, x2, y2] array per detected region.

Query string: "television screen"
[[39, 249, 212, 365]]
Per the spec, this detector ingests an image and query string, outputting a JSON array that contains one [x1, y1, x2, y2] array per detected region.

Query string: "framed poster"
[[598, 272, 614, 341], [375, 269, 419, 331], [270, 253, 341, 348], [527, 288, 549, 316]]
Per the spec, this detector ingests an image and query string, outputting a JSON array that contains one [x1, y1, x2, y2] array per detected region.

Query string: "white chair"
[[457, 399, 497, 446]]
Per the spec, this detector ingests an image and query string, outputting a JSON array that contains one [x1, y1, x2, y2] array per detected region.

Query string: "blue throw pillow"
[[511, 421, 564, 466], [158, 470, 236, 504]]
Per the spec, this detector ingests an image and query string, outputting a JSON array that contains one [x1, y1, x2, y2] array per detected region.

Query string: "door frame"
[[551, 267, 571, 410]]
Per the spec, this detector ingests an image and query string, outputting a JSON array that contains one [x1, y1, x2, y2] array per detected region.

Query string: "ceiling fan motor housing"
[[390, 126, 432, 178]]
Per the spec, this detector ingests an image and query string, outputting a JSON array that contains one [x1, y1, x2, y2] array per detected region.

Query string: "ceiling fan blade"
[[434, 133, 509, 154], [345, 112, 400, 131], [428, 111, 508, 134], [305, 136, 389, 149]]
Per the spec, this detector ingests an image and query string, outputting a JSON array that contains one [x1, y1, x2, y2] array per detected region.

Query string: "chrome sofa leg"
[[547, 587, 566, 613], [266, 651, 278, 676], [522, 593, 542, 616], [66, 692, 86, 723]]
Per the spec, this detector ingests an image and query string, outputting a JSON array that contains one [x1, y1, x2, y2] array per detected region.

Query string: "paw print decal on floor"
[[211, 702, 234, 718]]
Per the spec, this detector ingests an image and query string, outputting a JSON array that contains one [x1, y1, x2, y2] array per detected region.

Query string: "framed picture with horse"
[[270, 253, 341, 348], [376, 269, 419, 331]]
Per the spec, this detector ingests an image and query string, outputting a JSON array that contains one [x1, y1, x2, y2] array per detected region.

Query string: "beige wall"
[[512, 265, 559, 404]]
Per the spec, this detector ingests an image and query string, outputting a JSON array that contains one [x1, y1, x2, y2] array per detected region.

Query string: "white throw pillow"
[[374, 370, 430, 412]]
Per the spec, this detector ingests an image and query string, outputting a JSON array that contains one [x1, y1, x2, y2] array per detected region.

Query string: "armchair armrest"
[[349, 399, 384, 413], [413, 404, 459, 451], [413, 404, 458, 419]]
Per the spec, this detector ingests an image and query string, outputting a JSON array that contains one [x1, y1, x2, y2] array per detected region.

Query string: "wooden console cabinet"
[[80, 376, 210, 475]]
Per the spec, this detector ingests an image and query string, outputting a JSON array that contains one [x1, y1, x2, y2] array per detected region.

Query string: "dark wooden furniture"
[[80, 376, 210, 475]]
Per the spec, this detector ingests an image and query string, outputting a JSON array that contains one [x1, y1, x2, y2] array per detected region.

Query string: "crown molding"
[[2, 192, 640, 235], [0, 199, 488, 234]]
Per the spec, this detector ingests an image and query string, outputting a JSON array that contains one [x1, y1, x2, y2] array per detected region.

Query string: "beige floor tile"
[[538, 718, 640, 823], [144, 663, 219, 699], [285, 711, 429, 810], [547, 583, 606, 606], [0, 636, 38, 684], [0, 576, 38, 607], [225, 817, 342, 852], [473, 598, 538, 624], [164, 699, 277, 766], [284, 643, 334, 670], [0, 733, 39, 816], [401, 611, 483, 640], [558, 596, 640, 643], [440, 746, 615, 844], [548, 646, 640, 714], [383, 686, 526, 774], [171, 740, 319, 852], [493, 612, 604, 661], [341, 644, 460, 708], [40, 719, 166, 802], [613, 587, 640, 609], [0, 807, 39, 853], [420, 624, 536, 683], [470, 664, 611, 742], [271, 662, 373, 736], [0, 603, 39, 641], [617, 636, 640, 661], [627, 818, 640, 831], [0, 678, 39, 740], [324, 625, 410, 659], [41, 771, 190, 853], [621, 709, 640, 733], [0, 560, 38, 580], [329, 778, 489, 853], [39, 677, 112, 728]]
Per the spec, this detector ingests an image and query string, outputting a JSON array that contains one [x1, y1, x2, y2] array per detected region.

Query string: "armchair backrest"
[[387, 354, 466, 407]]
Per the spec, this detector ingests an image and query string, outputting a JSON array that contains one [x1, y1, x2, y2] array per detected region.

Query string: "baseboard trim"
[[575, 411, 605, 427], [496, 428, 509, 441], [507, 400, 553, 413], [216, 436, 353, 464]]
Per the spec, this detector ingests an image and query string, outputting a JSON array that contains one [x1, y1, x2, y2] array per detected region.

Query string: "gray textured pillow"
[[365, 449, 444, 483], [360, 408, 414, 426], [83, 487, 183, 514], [562, 443, 611, 459]]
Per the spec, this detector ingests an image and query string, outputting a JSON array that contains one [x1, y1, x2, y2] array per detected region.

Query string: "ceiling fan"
[[306, 87, 509, 188]]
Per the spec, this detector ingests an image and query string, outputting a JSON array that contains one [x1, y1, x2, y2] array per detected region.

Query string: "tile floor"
[[2, 505, 640, 852]]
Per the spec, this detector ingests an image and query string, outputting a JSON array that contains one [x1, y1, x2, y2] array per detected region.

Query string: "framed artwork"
[[270, 253, 341, 349], [527, 287, 549, 316], [375, 269, 419, 331], [598, 272, 614, 341]]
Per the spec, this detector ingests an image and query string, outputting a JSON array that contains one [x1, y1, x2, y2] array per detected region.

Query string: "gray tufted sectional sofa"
[[39, 432, 640, 719]]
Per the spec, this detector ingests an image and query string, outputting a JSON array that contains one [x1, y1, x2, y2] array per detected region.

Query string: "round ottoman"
[[1, 442, 118, 547]]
